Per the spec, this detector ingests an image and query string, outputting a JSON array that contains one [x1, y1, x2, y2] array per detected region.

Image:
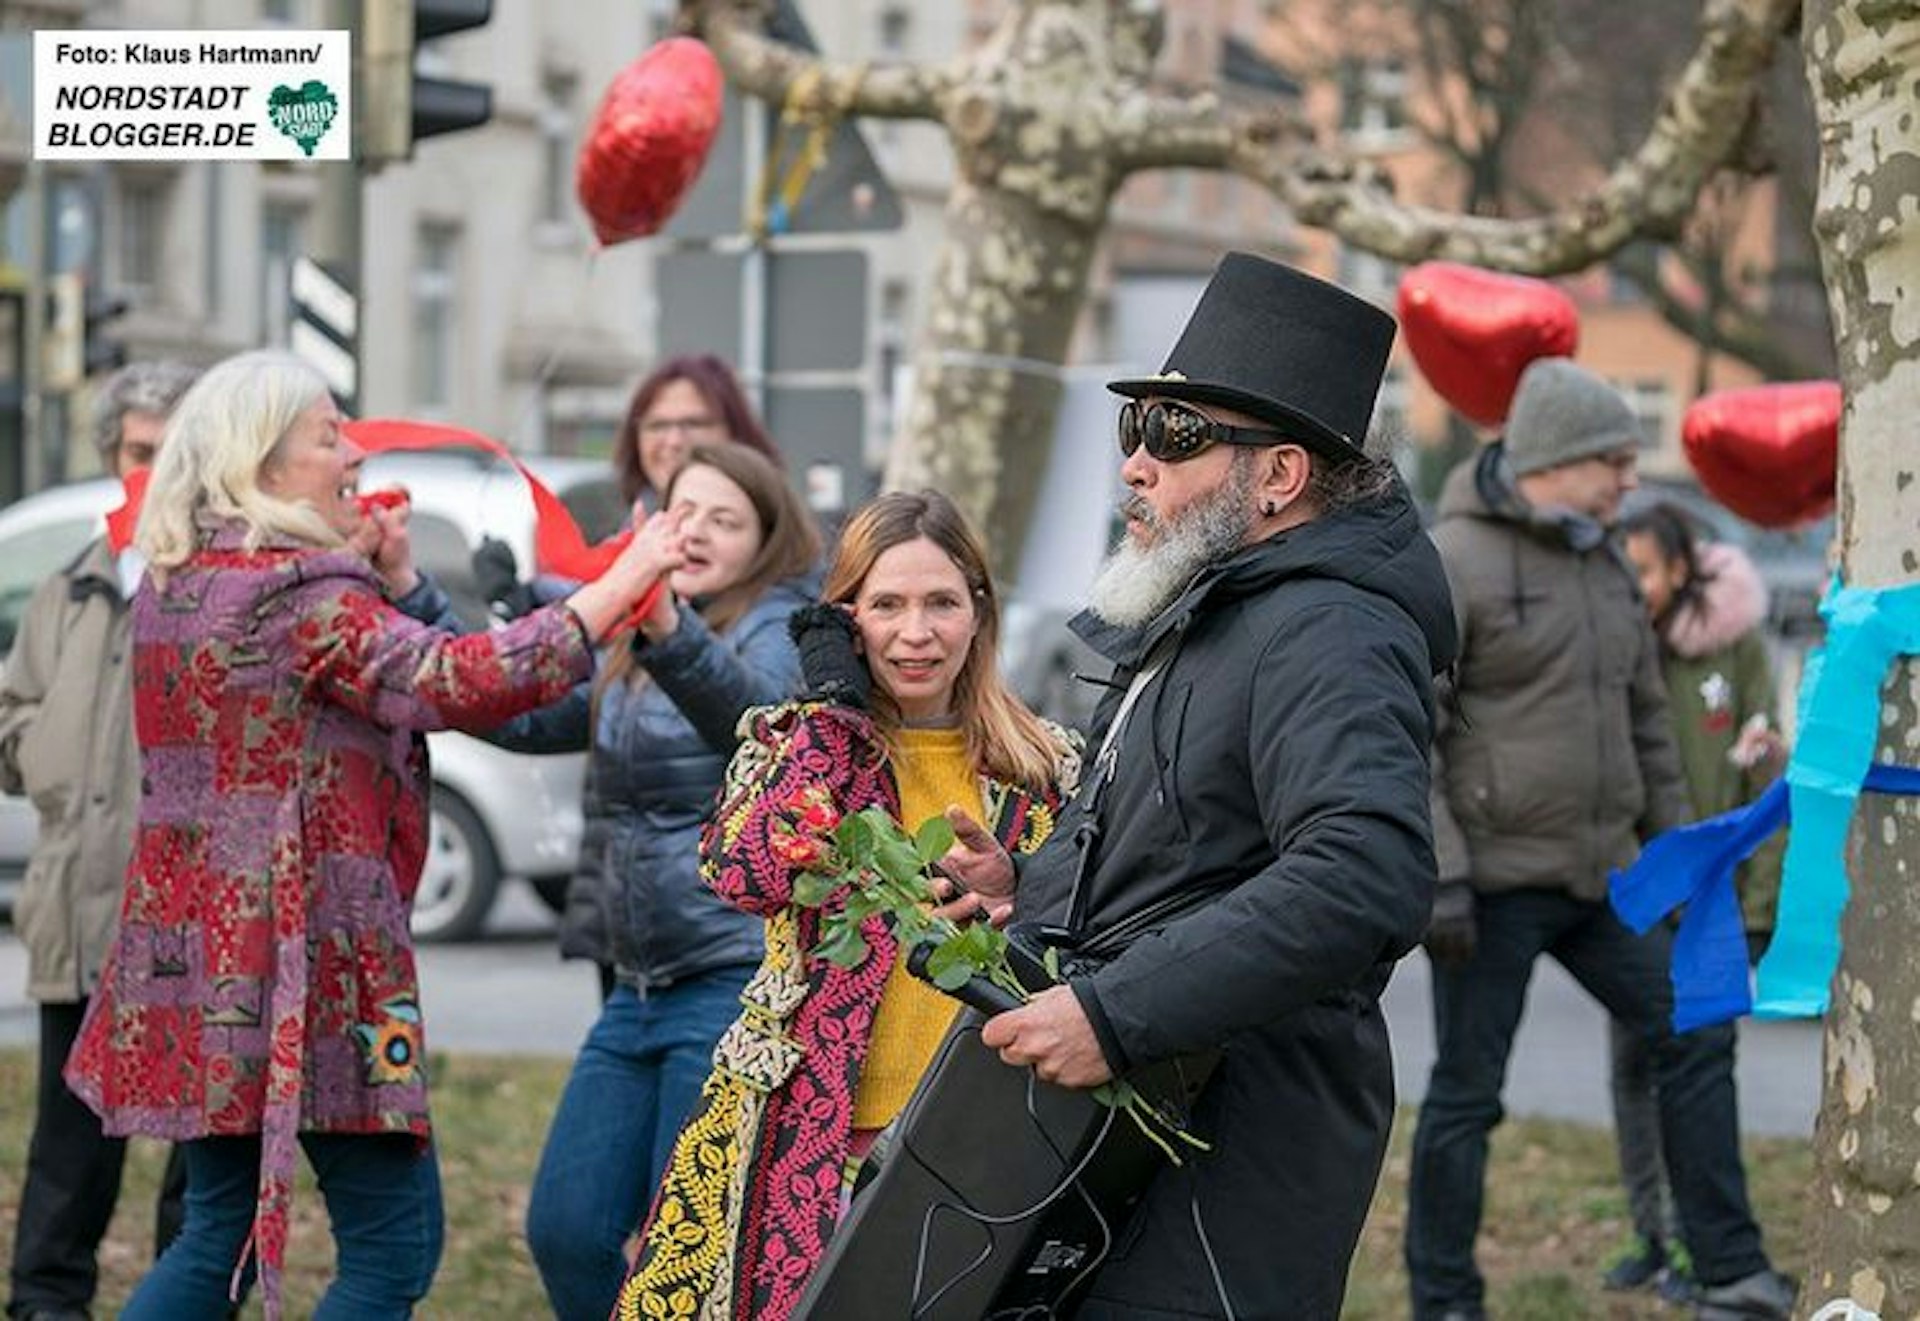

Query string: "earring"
[[1261, 501, 1278, 517]]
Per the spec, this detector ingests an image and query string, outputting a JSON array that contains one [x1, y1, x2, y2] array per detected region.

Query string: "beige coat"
[[0, 537, 139, 1003]]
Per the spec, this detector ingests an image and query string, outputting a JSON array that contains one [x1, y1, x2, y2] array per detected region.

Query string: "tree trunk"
[[1800, 1, 1920, 1313], [882, 181, 1102, 567]]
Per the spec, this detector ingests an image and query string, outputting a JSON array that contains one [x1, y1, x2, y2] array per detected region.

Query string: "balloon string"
[[507, 244, 603, 451]]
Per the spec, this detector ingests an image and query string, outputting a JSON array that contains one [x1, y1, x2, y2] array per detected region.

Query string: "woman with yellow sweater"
[[616, 491, 1078, 1321]]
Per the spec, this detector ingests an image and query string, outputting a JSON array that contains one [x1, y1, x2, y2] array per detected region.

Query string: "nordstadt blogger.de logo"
[[33, 29, 352, 162]]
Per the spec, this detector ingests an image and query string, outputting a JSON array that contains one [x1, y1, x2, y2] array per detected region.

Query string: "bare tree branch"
[[1106, 90, 1314, 172], [685, 0, 951, 120], [1223, 0, 1798, 273]]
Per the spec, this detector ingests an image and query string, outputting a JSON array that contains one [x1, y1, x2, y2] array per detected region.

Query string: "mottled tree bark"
[[1801, 2, 1920, 1315], [681, 0, 1795, 571]]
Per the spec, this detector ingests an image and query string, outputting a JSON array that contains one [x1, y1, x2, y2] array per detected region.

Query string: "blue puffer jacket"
[[486, 576, 815, 987]]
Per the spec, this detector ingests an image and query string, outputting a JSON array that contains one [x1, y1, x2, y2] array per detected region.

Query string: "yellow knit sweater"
[[851, 726, 982, 1130]]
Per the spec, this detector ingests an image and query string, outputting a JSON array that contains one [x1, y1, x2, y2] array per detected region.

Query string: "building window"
[[259, 204, 305, 346], [539, 74, 577, 229], [1339, 58, 1410, 146], [1616, 377, 1673, 449], [879, 6, 911, 55], [117, 175, 169, 298], [412, 224, 460, 412]]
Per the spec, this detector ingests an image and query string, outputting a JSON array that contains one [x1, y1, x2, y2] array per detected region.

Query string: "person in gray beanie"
[[1403, 358, 1795, 1321], [1505, 356, 1647, 477], [4, 359, 199, 1321]]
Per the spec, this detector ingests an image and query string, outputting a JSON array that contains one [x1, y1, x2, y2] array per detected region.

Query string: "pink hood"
[[1665, 540, 1769, 659]]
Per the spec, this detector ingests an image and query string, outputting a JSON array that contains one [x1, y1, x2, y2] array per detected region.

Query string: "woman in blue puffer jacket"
[[484, 441, 820, 1321]]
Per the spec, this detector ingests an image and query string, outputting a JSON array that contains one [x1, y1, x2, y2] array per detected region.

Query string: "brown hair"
[[599, 443, 820, 697], [613, 355, 782, 506], [823, 490, 1063, 793]]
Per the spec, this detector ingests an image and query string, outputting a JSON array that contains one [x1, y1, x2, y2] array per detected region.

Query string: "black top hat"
[[1108, 252, 1397, 460]]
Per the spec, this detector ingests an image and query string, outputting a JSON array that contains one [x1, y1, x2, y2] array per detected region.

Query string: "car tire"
[[411, 786, 501, 944]]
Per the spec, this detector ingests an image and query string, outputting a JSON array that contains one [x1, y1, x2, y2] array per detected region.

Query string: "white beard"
[[1088, 453, 1260, 628]]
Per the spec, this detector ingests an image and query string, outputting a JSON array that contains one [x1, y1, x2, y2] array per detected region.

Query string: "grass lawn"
[[0, 1047, 1811, 1318]]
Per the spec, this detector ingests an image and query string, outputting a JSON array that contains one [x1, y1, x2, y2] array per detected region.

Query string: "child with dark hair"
[[1600, 500, 1787, 1299]]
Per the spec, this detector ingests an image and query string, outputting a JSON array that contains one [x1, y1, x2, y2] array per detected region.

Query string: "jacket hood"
[[1436, 442, 1608, 553], [1073, 478, 1457, 677], [1664, 540, 1769, 659]]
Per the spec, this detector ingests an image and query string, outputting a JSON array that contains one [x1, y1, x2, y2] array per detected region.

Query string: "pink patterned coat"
[[618, 700, 1074, 1321], [65, 520, 592, 1316]]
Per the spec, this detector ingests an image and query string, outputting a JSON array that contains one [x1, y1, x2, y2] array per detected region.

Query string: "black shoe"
[[1602, 1235, 1667, 1291], [1695, 1268, 1796, 1320], [1657, 1264, 1702, 1306]]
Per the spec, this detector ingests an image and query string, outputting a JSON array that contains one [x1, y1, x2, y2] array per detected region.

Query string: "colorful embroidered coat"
[[65, 521, 593, 1317], [617, 700, 1076, 1321]]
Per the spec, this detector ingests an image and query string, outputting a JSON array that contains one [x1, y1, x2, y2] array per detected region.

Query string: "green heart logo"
[[267, 80, 338, 157]]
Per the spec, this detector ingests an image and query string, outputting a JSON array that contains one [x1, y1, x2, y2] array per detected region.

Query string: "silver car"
[[0, 448, 621, 942]]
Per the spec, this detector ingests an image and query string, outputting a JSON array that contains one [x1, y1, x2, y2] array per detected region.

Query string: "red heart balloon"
[[576, 37, 725, 247], [1682, 382, 1840, 529], [1398, 263, 1580, 427]]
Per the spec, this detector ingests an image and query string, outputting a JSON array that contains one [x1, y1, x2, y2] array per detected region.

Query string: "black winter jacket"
[[1016, 482, 1456, 1319], [485, 577, 815, 986]]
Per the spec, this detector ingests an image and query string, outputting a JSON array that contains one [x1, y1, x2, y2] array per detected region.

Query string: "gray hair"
[[135, 350, 340, 568], [1303, 428, 1404, 515], [92, 360, 201, 458]]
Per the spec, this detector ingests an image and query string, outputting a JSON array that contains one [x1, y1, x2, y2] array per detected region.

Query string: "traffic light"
[[84, 288, 130, 378], [360, 0, 493, 168]]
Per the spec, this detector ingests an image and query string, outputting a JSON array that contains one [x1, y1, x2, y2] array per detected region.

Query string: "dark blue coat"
[[486, 577, 815, 986]]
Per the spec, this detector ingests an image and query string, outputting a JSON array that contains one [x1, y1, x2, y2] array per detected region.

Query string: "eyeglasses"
[[638, 416, 721, 439], [1117, 399, 1288, 464]]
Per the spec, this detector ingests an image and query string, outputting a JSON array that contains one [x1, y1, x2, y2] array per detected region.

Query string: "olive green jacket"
[[1429, 447, 1690, 901], [1655, 540, 1784, 935]]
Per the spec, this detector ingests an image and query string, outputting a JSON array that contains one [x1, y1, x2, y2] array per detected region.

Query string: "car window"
[[562, 477, 627, 543], [0, 515, 100, 658], [407, 511, 492, 629]]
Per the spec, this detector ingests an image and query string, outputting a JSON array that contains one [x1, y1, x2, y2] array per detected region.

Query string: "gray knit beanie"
[[1505, 358, 1642, 476]]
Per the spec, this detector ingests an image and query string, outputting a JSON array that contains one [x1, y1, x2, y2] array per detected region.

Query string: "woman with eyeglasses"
[[617, 354, 784, 511], [614, 490, 1081, 1321]]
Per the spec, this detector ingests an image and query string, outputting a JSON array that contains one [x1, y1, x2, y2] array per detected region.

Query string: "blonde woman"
[[616, 490, 1081, 1321], [64, 350, 671, 1320]]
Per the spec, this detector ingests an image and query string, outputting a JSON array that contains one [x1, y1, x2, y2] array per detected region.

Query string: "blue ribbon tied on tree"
[[1610, 575, 1920, 1032]]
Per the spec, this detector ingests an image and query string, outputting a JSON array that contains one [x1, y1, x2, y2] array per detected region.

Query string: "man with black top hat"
[[940, 251, 1457, 1318]]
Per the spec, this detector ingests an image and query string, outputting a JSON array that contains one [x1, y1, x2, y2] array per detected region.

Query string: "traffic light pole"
[[19, 154, 50, 495], [306, 0, 363, 407]]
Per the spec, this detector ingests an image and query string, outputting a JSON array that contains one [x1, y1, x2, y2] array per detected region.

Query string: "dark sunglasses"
[[1117, 399, 1288, 463]]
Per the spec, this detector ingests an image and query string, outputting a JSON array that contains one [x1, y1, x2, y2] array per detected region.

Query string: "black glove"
[[788, 603, 872, 711], [1424, 880, 1478, 968], [472, 537, 538, 621]]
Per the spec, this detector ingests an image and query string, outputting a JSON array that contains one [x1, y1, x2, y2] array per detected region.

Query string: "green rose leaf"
[[834, 810, 878, 865], [791, 871, 840, 909], [914, 815, 957, 865], [817, 920, 870, 969]]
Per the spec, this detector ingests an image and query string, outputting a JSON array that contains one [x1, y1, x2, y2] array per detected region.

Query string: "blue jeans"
[[1405, 889, 1768, 1319], [123, 1132, 442, 1320], [525, 967, 754, 1321]]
